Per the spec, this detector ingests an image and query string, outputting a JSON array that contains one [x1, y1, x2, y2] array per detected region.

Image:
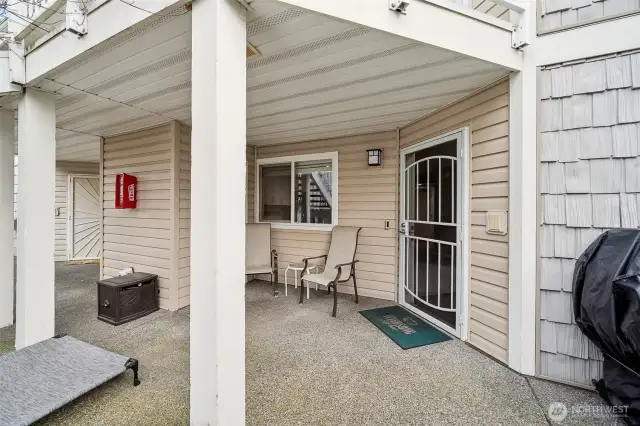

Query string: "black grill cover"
[[573, 229, 640, 425]]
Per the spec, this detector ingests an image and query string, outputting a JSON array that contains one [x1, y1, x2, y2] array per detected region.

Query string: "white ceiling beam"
[[267, 0, 523, 70], [24, 0, 182, 84], [533, 14, 640, 66]]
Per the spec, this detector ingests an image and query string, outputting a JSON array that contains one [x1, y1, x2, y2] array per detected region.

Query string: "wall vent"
[[486, 210, 508, 236]]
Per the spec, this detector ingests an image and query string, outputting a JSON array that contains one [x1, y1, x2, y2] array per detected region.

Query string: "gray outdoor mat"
[[0, 335, 138, 426]]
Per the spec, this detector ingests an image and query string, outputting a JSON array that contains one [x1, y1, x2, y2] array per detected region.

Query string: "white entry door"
[[399, 130, 466, 337], [68, 175, 101, 260]]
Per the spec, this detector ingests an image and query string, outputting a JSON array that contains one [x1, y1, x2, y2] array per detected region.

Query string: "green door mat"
[[360, 305, 451, 349]]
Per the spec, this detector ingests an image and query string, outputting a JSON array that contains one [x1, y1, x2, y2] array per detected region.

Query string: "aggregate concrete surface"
[[0, 263, 624, 425]]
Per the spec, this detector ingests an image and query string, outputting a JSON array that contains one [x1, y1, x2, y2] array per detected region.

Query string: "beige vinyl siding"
[[101, 124, 174, 310], [54, 161, 99, 261], [246, 145, 256, 223], [400, 78, 510, 362], [177, 124, 191, 309], [256, 131, 398, 301], [16, 160, 99, 260]]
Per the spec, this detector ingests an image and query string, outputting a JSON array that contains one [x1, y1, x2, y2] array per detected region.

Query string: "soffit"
[[23, 0, 507, 160]]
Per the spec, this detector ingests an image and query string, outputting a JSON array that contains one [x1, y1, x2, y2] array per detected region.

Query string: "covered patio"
[[0, 0, 541, 423], [0, 263, 618, 425]]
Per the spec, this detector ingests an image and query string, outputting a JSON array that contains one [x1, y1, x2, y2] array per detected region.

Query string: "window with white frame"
[[257, 152, 338, 229]]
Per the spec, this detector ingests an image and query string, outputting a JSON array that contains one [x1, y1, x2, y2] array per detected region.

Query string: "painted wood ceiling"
[[15, 0, 507, 162]]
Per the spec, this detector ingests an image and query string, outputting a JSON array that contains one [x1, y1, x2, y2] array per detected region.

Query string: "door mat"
[[360, 305, 451, 349]]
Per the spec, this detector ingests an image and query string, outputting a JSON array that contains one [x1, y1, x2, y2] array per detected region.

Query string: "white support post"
[[0, 110, 14, 329], [190, 0, 247, 424], [15, 89, 56, 350], [507, 1, 537, 376]]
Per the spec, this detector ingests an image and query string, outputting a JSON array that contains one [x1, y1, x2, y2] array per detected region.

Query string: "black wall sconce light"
[[366, 148, 382, 167]]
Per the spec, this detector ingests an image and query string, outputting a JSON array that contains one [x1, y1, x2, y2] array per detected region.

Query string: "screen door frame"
[[399, 128, 470, 340]]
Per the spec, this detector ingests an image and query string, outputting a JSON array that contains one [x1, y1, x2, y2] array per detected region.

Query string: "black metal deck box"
[[97, 272, 159, 325]]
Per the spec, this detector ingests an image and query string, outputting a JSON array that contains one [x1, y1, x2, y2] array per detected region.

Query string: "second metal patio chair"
[[246, 223, 278, 296], [299, 226, 361, 317]]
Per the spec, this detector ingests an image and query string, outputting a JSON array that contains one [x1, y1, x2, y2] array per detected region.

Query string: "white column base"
[[190, 0, 247, 424], [15, 89, 56, 350], [0, 110, 14, 329]]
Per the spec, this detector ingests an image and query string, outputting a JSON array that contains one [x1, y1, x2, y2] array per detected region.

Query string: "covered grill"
[[573, 229, 640, 425]]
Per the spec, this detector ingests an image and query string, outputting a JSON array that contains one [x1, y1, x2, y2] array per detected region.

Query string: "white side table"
[[284, 262, 318, 298]]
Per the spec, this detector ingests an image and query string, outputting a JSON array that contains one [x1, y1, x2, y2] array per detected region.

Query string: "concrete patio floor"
[[0, 263, 625, 425]]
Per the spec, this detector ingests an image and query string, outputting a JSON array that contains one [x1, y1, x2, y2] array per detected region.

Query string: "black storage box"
[[97, 272, 159, 325]]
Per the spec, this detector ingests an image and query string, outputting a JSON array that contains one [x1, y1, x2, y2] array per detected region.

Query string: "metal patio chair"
[[246, 223, 278, 296], [300, 226, 362, 317]]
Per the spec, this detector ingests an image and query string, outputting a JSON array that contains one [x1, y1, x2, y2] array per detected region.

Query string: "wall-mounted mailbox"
[[115, 173, 137, 209]]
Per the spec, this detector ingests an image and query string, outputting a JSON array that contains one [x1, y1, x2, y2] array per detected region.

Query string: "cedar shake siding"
[[538, 50, 640, 385], [539, 0, 640, 33]]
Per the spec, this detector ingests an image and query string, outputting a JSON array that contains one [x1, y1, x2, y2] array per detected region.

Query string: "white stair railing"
[[311, 172, 332, 208]]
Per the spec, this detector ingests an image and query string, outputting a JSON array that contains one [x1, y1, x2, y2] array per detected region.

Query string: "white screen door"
[[400, 131, 465, 337], [68, 175, 101, 260]]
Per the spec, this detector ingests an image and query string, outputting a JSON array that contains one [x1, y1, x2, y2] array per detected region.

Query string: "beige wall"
[[400, 79, 510, 362], [97, 79, 509, 366], [101, 123, 179, 310], [55, 161, 100, 261], [13, 160, 100, 262], [248, 79, 510, 362], [255, 131, 399, 301], [14, 161, 98, 261], [177, 124, 191, 309]]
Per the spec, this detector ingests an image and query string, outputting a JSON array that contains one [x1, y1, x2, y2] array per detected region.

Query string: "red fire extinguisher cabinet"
[[115, 173, 137, 209]]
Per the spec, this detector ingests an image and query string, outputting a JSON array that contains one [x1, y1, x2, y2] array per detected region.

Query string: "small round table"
[[284, 262, 318, 299]]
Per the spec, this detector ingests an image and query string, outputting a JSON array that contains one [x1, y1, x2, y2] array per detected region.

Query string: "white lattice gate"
[[68, 175, 101, 260]]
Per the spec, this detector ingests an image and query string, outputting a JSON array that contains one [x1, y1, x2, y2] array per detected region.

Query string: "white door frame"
[[399, 128, 470, 340], [67, 173, 100, 261]]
